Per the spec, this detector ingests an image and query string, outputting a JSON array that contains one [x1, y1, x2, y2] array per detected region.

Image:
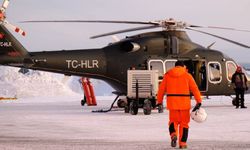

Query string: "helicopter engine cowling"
[[120, 41, 140, 52]]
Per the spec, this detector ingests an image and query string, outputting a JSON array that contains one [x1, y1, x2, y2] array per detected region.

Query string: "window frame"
[[208, 61, 222, 84], [163, 59, 177, 73], [148, 59, 165, 76], [226, 61, 237, 82]]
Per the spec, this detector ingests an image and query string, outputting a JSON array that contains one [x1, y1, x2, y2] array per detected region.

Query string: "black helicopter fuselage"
[[25, 31, 198, 92], [0, 22, 249, 96], [20, 30, 249, 96]]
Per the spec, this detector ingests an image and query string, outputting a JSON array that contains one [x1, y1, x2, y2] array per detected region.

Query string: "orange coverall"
[[157, 66, 202, 147]]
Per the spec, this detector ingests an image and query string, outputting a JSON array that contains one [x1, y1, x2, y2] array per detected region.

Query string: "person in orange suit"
[[157, 60, 202, 149]]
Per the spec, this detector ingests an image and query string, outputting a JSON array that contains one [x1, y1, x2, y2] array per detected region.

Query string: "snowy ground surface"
[[1, 95, 250, 150]]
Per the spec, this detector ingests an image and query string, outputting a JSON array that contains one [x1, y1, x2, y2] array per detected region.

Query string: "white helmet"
[[191, 107, 207, 123]]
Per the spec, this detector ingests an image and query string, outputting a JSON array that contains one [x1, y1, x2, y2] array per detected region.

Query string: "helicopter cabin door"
[[148, 59, 207, 91], [183, 60, 207, 91]]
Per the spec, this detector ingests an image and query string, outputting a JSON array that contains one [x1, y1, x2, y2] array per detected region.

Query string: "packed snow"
[[1, 96, 250, 150], [0, 66, 250, 150], [0, 66, 113, 98]]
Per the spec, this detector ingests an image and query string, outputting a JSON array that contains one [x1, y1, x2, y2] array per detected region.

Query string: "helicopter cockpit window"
[[226, 61, 237, 81], [208, 62, 222, 83], [148, 60, 164, 77]]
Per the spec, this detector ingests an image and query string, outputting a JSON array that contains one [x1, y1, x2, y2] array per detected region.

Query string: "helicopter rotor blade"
[[22, 19, 250, 32], [189, 25, 250, 33], [21, 20, 160, 38], [21, 18, 250, 42], [3, 21, 26, 36], [187, 27, 250, 48], [21, 20, 159, 25], [90, 25, 160, 39]]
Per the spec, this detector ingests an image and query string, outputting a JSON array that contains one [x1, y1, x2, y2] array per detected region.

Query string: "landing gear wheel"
[[232, 98, 236, 106], [158, 104, 164, 113], [143, 99, 152, 115], [81, 96, 87, 106], [81, 99, 86, 106], [129, 101, 138, 115], [117, 99, 126, 108]]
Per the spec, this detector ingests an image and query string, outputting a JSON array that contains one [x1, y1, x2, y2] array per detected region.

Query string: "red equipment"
[[80, 77, 97, 106]]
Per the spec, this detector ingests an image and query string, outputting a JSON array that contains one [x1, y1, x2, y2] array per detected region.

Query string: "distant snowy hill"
[[0, 66, 113, 98]]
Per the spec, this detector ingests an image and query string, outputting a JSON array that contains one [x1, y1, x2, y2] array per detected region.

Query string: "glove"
[[156, 103, 162, 107], [192, 103, 201, 112]]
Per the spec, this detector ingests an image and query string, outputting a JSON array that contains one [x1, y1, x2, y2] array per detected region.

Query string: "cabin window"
[[226, 61, 237, 81], [208, 62, 222, 83], [148, 60, 164, 77], [164, 59, 177, 73]]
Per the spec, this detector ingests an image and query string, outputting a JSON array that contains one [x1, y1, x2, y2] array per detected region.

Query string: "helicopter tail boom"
[[0, 24, 30, 67]]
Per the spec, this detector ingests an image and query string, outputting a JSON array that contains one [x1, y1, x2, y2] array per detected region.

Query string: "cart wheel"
[[124, 105, 129, 113], [129, 101, 138, 115], [143, 99, 152, 115], [232, 98, 236, 106], [158, 104, 164, 113]]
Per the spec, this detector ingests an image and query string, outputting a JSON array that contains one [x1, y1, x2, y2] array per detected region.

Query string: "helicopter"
[[0, 0, 250, 114]]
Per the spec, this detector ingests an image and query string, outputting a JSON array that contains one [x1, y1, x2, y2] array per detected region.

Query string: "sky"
[[4, 0, 250, 62]]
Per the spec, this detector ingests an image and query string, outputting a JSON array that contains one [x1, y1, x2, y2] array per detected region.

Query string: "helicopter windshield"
[[242, 67, 250, 81], [226, 61, 250, 81]]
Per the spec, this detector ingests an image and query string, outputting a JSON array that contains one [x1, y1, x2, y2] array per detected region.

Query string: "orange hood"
[[167, 66, 186, 78]]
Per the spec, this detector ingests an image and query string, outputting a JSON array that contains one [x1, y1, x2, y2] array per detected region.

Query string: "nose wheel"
[[230, 96, 237, 106], [232, 98, 236, 106]]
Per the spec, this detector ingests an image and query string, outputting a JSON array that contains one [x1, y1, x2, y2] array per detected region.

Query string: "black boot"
[[235, 99, 239, 109], [241, 99, 247, 108], [171, 135, 177, 147], [169, 123, 177, 147], [241, 105, 247, 109]]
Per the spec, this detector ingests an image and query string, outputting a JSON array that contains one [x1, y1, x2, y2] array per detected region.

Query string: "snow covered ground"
[[1, 67, 250, 149], [1, 96, 250, 150]]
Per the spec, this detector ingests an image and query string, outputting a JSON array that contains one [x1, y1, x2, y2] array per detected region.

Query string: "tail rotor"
[[1, 0, 9, 13], [0, 0, 26, 36]]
